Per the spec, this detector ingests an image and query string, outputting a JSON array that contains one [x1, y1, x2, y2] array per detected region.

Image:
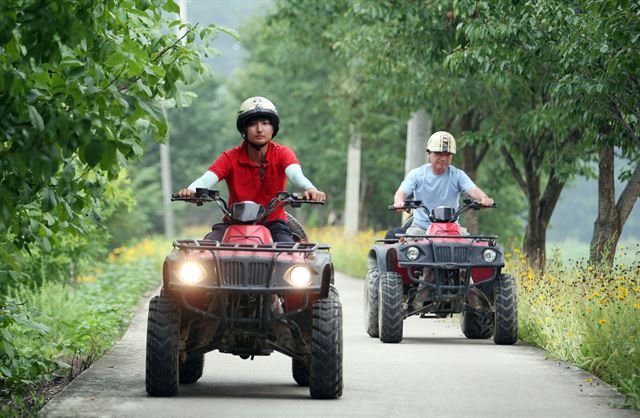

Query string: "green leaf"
[[99, 141, 117, 170], [28, 106, 44, 131], [84, 140, 104, 167], [162, 0, 181, 14], [42, 188, 57, 212]]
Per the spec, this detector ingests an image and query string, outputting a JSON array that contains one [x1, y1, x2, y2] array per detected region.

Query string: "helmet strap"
[[245, 139, 268, 150]]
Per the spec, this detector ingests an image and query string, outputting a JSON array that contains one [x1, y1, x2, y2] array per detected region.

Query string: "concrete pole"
[[343, 125, 361, 237], [160, 0, 188, 238], [403, 109, 431, 223], [405, 109, 430, 175]]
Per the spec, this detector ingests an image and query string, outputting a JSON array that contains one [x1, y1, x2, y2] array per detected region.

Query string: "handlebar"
[[388, 198, 496, 223], [170, 189, 324, 218]]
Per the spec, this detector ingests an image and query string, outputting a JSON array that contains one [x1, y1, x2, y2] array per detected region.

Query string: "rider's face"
[[245, 117, 273, 146], [428, 151, 453, 174]]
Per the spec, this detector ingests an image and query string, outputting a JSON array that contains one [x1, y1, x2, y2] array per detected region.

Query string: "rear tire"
[[286, 212, 308, 242], [364, 268, 380, 337], [493, 274, 518, 345], [292, 358, 310, 386], [179, 354, 204, 384], [146, 295, 180, 396], [461, 306, 493, 339], [309, 298, 343, 399], [378, 272, 403, 343]]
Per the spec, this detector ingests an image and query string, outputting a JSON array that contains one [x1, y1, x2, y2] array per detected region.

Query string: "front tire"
[[292, 358, 310, 387], [378, 272, 403, 343], [364, 268, 380, 337], [309, 299, 343, 399], [493, 274, 518, 345], [179, 354, 204, 384], [146, 295, 180, 396], [461, 306, 493, 339]]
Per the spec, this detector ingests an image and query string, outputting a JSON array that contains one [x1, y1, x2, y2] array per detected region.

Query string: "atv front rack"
[[173, 240, 330, 253], [376, 234, 498, 245]]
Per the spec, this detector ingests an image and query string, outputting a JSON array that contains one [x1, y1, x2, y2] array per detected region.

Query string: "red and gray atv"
[[146, 189, 342, 399], [364, 199, 517, 345]]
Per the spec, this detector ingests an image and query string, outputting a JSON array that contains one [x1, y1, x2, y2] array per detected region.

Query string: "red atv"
[[364, 199, 517, 345], [145, 189, 342, 399]]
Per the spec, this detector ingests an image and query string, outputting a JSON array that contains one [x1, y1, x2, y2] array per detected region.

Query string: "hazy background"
[[175, 0, 639, 260]]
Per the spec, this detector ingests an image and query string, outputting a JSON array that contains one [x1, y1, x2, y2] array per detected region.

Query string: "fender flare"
[[368, 245, 396, 273]]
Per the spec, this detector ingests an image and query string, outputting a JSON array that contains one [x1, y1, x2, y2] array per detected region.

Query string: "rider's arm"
[[285, 164, 315, 191], [188, 171, 220, 191], [285, 164, 326, 201], [467, 187, 494, 206], [393, 189, 409, 208]]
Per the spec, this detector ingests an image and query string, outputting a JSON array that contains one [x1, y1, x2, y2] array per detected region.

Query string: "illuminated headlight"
[[287, 265, 312, 287], [406, 246, 420, 261], [482, 249, 497, 263], [178, 262, 206, 284]]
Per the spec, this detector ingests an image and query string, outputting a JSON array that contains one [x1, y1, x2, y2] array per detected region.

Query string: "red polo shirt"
[[208, 141, 299, 222]]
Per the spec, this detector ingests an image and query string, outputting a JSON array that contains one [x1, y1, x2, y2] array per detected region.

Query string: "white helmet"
[[427, 131, 456, 154], [236, 96, 280, 137]]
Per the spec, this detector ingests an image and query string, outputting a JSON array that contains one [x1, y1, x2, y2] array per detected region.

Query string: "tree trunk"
[[501, 134, 570, 272], [589, 146, 630, 266], [458, 112, 488, 234]]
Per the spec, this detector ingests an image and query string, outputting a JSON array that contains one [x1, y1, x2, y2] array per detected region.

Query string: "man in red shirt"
[[177, 96, 325, 242]]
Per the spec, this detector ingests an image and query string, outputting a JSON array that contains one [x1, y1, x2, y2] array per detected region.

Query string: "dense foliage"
[[0, 0, 220, 289]]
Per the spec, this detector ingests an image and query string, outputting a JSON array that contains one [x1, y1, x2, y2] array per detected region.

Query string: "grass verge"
[[0, 238, 166, 415]]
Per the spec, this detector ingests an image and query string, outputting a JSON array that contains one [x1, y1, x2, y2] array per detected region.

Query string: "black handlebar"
[[170, 189, 325, 212]]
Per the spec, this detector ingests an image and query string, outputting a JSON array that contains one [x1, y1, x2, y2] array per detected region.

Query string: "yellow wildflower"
[[586, 307, 593, 313], [634, 303, 640, 310], [598, 319, 607, 325]]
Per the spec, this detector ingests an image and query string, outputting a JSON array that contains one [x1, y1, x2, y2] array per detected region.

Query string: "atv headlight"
[[178, 261, 206, 284], [482, 248, 497, 263], [406, 246, 420, 261], [287, 265, 312, 287]]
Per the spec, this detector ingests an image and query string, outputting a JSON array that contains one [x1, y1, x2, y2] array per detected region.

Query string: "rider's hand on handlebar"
[[304, 188, 326, 202], [393, 201, 410, 213], [479, 196, 494, 207], [178, 188, 196, 199]]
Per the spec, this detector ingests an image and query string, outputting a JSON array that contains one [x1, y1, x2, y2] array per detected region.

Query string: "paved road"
[[42, 272, 638, 418]]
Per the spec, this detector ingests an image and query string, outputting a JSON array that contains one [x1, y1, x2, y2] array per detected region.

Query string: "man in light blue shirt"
[[393, 131, 494, 234]]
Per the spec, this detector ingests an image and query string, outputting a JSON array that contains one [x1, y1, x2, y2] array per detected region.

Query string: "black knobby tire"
[[292, 358, 310, 387], [378, 272, 403, 343], [309, 298, 343, 399], [286, 211, 308, 242], [460, 306, 493, 339], [146, 295, 180, 396], [364, 268, 380, 337], [179, 354, 204, 384], [329, 284, 340, 301], [493, 274, 518, 345]]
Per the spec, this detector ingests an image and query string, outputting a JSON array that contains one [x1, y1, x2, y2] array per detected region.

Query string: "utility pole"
[[160, 0, 188, 238], [403, 109, 431, 222], [405, 109, 430, 175], [343, 125, 361, 237]]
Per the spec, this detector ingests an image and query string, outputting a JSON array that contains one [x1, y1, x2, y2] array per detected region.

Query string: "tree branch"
[[112, 25, 198, 93], [616, 161, 640, 226], [475, 143, 490, 167], [500, 145, 527, 192], [539, 166, 567, 226]]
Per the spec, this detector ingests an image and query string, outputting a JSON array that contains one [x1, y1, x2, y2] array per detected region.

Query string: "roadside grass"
[[1, 238, 166, 415], [308, 226, 379, 279], [308, 226, 640, 410]]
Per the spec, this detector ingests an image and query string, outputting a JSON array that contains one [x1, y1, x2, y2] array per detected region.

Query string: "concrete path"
[[42, 272, 638, 418]]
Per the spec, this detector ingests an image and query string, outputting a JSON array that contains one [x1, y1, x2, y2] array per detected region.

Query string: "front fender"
[[368, 245, 396, 273]]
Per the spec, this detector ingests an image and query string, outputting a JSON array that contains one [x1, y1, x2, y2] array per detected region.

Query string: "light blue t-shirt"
[[398, 164, 477, 229]]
